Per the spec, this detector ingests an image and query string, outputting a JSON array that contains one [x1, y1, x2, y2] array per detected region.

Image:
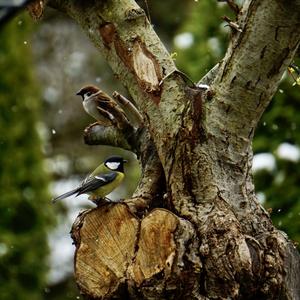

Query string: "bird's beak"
[[76, 90, 82, 96]]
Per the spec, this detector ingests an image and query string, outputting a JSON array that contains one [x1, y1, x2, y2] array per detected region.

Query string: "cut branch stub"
[[127, 209, 201, 299], [99, 22, 162, 104], [128, 209, 178, 285], [72, 204, 139, 298], [131, 38, 162, 95], [72, 206, 201, 299], [112, 91, 143, 128]]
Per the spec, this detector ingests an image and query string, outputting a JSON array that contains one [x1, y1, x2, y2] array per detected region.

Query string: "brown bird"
[[76, 85, 117, 126]]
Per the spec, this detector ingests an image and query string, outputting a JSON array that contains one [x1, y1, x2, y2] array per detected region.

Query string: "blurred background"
[[0, 0, 299, 299]]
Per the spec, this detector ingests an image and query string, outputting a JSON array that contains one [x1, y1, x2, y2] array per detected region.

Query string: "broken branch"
[[112, 91, 143, 128], [222, 16, 242, 32]]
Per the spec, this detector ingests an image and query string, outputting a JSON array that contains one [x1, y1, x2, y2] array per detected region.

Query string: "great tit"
[[52, 156, 127, 204]]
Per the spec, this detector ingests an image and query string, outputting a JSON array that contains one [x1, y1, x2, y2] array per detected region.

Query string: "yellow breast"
[[90, 172, 124, 198]]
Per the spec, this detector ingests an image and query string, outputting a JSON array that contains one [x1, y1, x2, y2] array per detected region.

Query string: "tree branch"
[[129, 129, 164, 210], [210, 0, 300, 144], [198, 63, 220, 85], [84, 123, 133, 151], [112, 91, 143, 128]]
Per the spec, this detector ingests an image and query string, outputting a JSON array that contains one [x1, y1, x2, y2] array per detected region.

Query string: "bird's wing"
[[77, 172, 117, 195], [96, 105, 114, 120]]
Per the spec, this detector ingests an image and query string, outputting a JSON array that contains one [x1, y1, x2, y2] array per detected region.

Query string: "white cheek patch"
[[83, 93, 92, 100], [106, 162, 120, 170]]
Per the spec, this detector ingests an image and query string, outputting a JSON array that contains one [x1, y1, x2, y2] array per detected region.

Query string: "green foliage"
[[137, 0, 190, 39], [254, 72, 300, 151], [175, 0, 300, 246], [0, 16, 54, 300], [254, 69, 300, 246], [175, 1, 231, 80], [255, 159, 300, 244]]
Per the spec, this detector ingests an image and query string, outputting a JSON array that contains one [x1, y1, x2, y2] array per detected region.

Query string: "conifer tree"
[[0, 16, 53, 300]]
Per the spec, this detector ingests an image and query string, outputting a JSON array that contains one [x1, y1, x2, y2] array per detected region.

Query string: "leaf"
[[170, 52, 177, 60]]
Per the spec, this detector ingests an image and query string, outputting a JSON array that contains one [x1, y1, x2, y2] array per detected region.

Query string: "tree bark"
[[45, 0, 300, 299]]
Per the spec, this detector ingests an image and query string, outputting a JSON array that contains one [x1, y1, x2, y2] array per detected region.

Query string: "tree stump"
[[71, 204, 201, 299]]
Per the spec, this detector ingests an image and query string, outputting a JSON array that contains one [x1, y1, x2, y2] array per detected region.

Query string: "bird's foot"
[[103, 196, 113, 202], [89, 195, 124, 207], [90, 196, 114, 207], [96, 201, 109, 208], [85, 121, 111, 132]]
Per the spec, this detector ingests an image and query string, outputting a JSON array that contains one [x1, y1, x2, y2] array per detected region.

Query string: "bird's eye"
[[86, 92, 92, 97]]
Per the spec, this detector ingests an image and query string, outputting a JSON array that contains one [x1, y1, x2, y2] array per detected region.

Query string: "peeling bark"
[[45, 0, 300, 299]]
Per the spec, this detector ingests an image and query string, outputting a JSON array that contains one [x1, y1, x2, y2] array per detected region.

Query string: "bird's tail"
[[51, 188, 79, 203]]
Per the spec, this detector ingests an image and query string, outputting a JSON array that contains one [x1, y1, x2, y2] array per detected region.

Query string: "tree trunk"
[[43, 0, 300, 299]]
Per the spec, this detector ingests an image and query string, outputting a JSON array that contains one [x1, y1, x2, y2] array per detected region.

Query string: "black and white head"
[[76, 85, 100, 101], [104, 156, 127, 173]]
